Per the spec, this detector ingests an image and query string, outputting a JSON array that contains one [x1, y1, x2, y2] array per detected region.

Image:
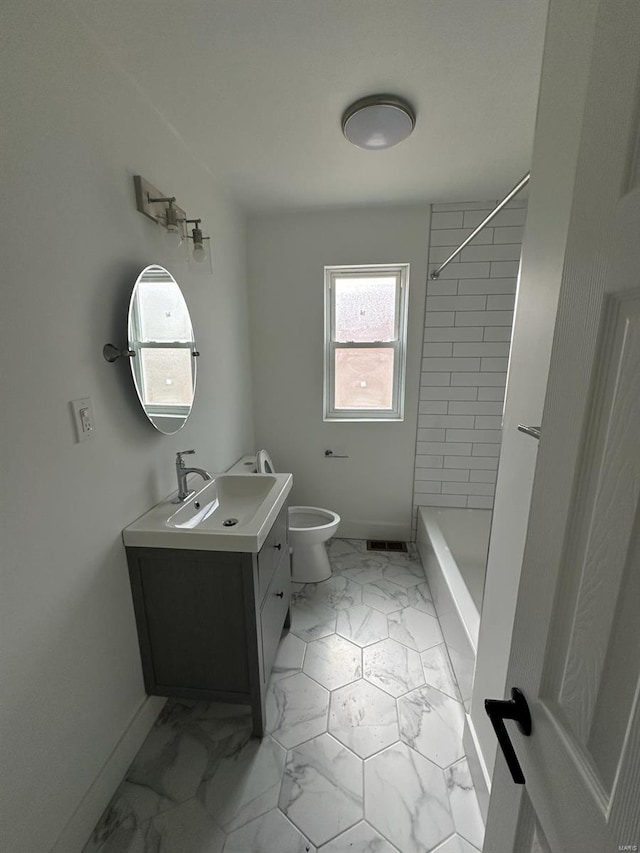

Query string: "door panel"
[[523, 189, 640, 850], [549, 292, 640, 750], [587, 506, 640, 796], [483, 0, 640, 849]]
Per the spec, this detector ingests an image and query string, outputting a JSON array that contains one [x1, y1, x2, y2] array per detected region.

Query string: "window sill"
[[323, 415, 405, 423]]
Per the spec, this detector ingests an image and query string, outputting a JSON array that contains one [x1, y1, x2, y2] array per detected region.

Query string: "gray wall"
[[0, 4, 254, 850], [247, 205, 430, 541], [412, 200, 526, 528]]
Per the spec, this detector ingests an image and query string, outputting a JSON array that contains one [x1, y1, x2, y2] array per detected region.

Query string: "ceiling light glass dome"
[[342, 95, 416, 150]]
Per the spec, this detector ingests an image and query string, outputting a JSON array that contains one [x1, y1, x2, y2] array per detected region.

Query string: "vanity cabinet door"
[[256, 504, 288, 603], [131, 549, 250, 695], [260, 551, 291, 685]]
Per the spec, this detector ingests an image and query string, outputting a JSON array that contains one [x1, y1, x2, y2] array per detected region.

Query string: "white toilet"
[[256, 450, 340, 583]]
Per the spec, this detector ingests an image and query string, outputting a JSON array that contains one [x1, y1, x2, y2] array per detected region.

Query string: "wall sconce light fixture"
[[134, 176, 212, 273], [186, 219, 210, 262], [134, 175, 186, 241], [154, 197, 183, 250]]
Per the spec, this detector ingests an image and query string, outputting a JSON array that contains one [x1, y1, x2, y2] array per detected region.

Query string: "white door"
[[483, 1, 640, 851]]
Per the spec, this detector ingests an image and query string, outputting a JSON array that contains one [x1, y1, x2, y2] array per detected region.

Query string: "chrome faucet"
[[173, 450, 212, 502]]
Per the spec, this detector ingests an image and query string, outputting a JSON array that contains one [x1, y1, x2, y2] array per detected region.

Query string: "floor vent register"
[[366, 540, 408, 553]]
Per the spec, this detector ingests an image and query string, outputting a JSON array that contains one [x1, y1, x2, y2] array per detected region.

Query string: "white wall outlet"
[[71, 397, 96, 442]]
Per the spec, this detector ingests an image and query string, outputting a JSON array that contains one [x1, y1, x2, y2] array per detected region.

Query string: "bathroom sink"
[[167, 474, 278, 529], [123, 473, 292, 553]]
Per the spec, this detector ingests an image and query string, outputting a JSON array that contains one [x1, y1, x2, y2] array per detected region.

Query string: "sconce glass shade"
[[192, 243, 206, 262], [187, 222, 212, 274], [163, 227, 187, 274], [164, 227, 183, 251], [162, 201, 185, 254], [189, 224, 206, 261], [162, 227, 188, 280], [342, 95, 415, 150], [189, 242, 212, 275]]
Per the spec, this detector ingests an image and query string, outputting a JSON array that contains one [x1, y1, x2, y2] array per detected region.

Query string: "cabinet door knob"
[[274, 543, 282, 550], [275, 591, 284, 598]]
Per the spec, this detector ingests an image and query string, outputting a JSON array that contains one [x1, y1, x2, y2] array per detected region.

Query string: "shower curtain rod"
[[430, 172, 530, 279]]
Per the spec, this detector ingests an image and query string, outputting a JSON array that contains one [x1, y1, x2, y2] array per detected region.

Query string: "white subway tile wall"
[[412, 199, 526, 529]]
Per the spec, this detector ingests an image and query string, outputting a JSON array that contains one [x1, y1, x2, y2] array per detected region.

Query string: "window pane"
[[335, 347, 394, 409], [334, 276, 396, 342], [139, 349, 194, 406], [136, 281, 193, 342]]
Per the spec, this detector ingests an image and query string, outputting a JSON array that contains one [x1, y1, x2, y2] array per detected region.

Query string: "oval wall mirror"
[[127, 264, 197, 434]]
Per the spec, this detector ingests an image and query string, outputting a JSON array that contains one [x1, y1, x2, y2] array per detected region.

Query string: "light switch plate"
[[71, 397, 96, 442]]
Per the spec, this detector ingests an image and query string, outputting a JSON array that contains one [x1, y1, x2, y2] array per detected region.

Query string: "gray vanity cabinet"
[[125, 502, 290, 737]]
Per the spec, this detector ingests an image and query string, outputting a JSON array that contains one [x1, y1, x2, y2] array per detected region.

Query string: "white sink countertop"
[[227, 454, 258, 474], [122, 471, 292, 553]]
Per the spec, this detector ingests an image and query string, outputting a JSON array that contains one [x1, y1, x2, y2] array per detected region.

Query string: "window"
[[324, 264, 409, 421]]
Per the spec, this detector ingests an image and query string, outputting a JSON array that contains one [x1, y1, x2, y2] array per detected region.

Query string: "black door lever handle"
[[485, 687, 532, 785]]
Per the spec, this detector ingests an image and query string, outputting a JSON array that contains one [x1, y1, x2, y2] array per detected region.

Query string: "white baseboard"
[[336, 521, 412, 541], [50, 695, 166, 853]]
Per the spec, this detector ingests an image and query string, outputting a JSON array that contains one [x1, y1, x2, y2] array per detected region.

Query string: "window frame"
[[323, 263, 410, 422], [129, 291, 196, 419]]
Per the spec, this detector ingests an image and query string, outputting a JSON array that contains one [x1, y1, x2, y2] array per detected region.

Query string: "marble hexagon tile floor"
[[84, 539, 484, 853]]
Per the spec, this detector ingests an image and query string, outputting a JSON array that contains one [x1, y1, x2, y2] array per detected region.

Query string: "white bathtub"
[[416, 507, 491, 706]]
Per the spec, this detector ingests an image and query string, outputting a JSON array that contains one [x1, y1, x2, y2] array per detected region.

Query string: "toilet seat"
[[289, 506, 340, 533]]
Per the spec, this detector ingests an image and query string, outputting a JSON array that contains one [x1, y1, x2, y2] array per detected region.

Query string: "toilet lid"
[[256, 449, 275, 473]]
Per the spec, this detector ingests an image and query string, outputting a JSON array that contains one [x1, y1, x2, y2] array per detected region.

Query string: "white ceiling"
[[71, 0, 549, 212]]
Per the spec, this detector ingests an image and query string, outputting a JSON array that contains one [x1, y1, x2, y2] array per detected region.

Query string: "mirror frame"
[[127, 264, 197, 434]]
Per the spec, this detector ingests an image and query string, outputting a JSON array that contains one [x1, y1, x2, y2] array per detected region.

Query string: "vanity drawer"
[[260, 550, 291, 685], [257, 503, 288, 603]]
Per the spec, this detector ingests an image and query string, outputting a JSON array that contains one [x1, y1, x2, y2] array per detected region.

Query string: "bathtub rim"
[[417, 506, 483, 650]]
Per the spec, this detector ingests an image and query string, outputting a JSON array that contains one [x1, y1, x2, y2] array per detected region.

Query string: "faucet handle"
[[176, 449, 195, 467]]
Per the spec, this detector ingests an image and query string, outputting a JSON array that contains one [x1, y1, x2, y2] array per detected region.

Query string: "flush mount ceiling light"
[[341, 95, 416, 150]]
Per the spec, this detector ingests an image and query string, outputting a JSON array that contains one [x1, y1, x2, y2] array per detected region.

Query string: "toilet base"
[[291, 542, 332, 583]]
